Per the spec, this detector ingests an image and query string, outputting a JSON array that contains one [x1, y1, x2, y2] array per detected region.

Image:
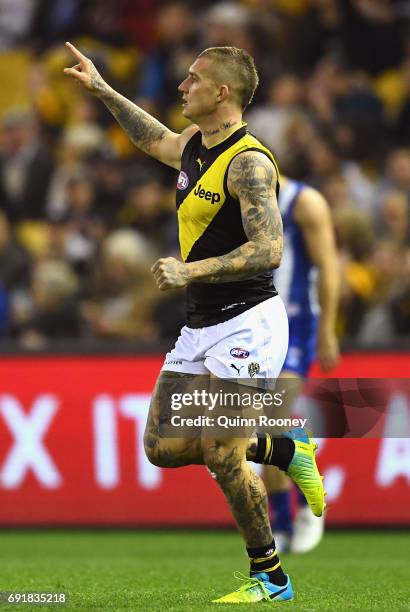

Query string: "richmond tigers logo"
[[248, 362, 260, 378]]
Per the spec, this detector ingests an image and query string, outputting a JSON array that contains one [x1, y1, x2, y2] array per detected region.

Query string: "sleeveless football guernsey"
[[176, 123, 280, 328]]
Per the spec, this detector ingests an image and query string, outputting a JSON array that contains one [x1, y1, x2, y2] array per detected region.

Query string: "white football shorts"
[[161, 295, 289, 380]]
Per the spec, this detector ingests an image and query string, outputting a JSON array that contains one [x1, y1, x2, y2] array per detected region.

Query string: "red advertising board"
[[0, 354, 409, 526]]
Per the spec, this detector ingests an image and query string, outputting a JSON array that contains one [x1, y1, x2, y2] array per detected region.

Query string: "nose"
[[178, 78, 188, 93]]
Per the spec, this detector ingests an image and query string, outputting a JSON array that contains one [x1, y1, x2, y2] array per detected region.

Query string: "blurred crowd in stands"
[[0, 0, 409, 348]]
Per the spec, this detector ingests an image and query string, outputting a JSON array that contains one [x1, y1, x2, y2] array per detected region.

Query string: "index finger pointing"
[[65, 41, 87, 62]]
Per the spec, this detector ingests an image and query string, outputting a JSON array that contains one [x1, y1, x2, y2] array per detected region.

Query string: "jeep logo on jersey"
[[177, 171, 189, 190], [193, 183, 221, 204], [230, 347, 249, 359]]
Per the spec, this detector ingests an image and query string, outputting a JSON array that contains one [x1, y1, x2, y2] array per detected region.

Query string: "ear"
[[217, 84, 230, 103]]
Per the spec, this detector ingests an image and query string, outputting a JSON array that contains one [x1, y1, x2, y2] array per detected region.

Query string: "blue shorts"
[[282, 313, 318, 377]]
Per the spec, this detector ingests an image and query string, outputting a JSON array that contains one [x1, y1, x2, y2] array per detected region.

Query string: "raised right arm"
[[63, 42, 197, 169]]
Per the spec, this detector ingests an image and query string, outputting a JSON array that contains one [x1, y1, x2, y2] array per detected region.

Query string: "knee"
[[143, 434, 160, 466], [144, 442, 174, 467], [144, 433, 169, 467], [143, 433, 184, 468]]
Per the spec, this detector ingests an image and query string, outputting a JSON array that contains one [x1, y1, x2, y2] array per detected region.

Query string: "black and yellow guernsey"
[[176, 123, 279, 328]]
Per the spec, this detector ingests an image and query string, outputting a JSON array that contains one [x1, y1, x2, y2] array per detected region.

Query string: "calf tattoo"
[[204, 441, 272, 547]]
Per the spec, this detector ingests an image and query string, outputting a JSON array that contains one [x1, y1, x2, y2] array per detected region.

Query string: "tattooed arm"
[[189, 151, 282, 283], [63, 42, 197, 169], [151, 151, 282, 289]]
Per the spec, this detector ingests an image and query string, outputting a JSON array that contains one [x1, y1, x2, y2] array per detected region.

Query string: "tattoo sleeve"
[[95, 79, 172, 158], [186, 151, 283, 284]]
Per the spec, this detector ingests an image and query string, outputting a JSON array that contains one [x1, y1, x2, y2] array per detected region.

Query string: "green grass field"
[[0, 530, 409, 611]]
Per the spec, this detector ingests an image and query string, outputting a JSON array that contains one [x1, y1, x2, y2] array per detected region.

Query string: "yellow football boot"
[[285, 428, 326, 517]]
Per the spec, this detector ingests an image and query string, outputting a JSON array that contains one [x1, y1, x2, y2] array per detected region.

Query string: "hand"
[[151, 257, 190, 291], [63, 41, 106, 94], [317, 326, 340, 372]]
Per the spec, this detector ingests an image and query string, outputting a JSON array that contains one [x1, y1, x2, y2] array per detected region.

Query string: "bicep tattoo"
[[185, 152, 283, 284], [229, 151, 283, 265], [229, 151, 281, 243]]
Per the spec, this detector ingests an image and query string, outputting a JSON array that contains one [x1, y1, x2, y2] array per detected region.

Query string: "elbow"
[[269, 244, 283, 270], [271, 256, 281, 270], [249, 240, 282, 273]]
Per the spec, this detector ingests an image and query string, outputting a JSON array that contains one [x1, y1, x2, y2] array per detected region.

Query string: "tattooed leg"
[[143, 371, 262, 467], [202, 436, 272, 547], [144, 371, 205, 467], [198, 376, 273, 547], [145, 372, 277, 546]]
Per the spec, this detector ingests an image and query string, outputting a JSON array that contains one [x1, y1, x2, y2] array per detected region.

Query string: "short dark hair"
[[198, 46, 259, 111]]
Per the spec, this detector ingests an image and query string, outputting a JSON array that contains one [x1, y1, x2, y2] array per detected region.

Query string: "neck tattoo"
[[203, 120, 239, 138]]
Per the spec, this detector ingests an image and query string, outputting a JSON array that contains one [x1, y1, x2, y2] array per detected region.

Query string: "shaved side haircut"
[[198, 46, 259, 111]]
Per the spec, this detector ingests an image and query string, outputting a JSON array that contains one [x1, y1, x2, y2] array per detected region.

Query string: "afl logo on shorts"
[[177, 171, 189, 190], [230, 347, 249, 359]]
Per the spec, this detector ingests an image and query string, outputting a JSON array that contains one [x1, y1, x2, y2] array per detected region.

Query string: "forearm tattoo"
[[97, 84, 169, 156], [188, 152, 283, 284]]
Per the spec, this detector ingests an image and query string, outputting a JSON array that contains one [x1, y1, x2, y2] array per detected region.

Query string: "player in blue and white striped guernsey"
[[264, 176, 340, 554]]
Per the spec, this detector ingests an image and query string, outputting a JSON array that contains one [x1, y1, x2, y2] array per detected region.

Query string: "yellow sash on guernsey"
[[177, 127, 280, 263]]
